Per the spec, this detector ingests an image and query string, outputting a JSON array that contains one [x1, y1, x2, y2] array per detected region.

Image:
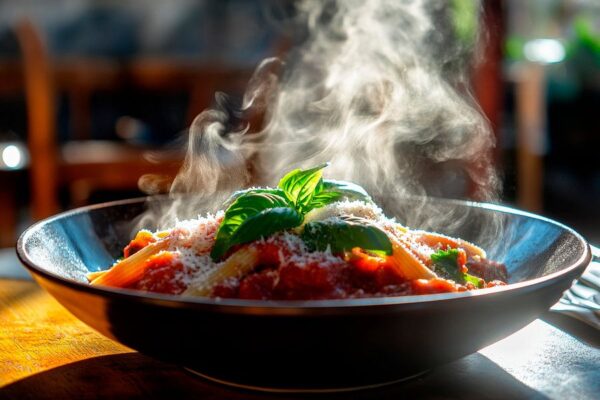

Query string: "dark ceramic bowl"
[[17, 197, 591, 392]]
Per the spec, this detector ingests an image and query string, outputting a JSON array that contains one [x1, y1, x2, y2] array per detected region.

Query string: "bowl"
[[16, 197, 591, 392]]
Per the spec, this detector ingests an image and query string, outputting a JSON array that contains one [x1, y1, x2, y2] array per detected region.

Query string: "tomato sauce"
[[210, 240, 467, 300], [121, 232, 505, 299], [123, 230, 156, 258], [132, 252, 186, 295]]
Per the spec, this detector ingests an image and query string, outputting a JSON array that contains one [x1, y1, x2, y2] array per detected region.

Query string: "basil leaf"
[[212, 164, 378, 261], [211, 191, 292, 260], [302, 179, 373, 212], [227, 207, 303, 250], [221, 188, 287, 210], [301, 217, 393, 255], [305, 190, 343, 211], [322, 179, 372, 203], [430, 248, 483, 287], [278, 163, 328, 212], [430, 248, 462, 281], [464, 273, 484, 288]]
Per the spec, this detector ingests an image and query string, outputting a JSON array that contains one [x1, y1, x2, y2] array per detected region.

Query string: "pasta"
[[182, 247, 259, 297], [90, 238, 171, 287], [89, 164, 507, 299]]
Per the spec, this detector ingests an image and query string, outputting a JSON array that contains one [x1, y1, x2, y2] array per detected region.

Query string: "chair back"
[[15, 19, 59, 219]]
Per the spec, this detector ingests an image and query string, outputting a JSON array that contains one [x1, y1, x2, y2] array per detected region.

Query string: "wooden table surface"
[[1, 275, 599, 399], [0, 278, 271, 399]]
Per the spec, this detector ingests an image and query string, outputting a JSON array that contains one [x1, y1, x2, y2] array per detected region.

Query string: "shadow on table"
[[1, 352, 547, 400], [542, 311, 600, 349]]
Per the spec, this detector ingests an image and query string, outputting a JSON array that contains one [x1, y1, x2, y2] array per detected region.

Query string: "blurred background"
[[0, 0, 598, 254]]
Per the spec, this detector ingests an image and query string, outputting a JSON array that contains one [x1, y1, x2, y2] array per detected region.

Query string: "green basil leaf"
[[464, 273, 484, 288], [211, 191, 293, 260], [301, 217, 393, 255], [322, 179, 372, 203], [227, 207, 303, 250], [430, 248, 462, 281], [300, 179, 373, 212], [221, 188, 287, 209], [430, 248, 483, 287], [278, 163, 328, 212], [305, 190, 343, 211]]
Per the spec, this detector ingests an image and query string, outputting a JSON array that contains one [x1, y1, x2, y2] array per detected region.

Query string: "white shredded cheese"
[[303, 200, 384, 223], [167, 211, 223, 253], [144, 200, 399, 291]]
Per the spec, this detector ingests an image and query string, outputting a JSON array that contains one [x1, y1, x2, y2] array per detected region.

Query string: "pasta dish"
[[88, 164, 507, 299]]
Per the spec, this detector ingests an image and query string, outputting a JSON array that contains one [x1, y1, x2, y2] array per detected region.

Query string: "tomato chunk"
[[133, 252, 186, 295], [124, 230, 156, 258], [411, 278, 458, 295], [348, 248, 388, 273], [238, 269, 278, 300]]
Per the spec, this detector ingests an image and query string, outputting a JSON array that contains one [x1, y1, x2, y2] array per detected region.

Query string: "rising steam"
[[140, 0, 501, 244]]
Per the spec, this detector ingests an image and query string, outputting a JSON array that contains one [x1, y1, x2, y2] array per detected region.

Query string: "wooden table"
[[1, 276, 599, 399]]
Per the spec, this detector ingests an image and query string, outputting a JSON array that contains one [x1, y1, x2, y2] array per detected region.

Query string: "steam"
[[141, 0, 501, 244], [255, 0, 500, 216]]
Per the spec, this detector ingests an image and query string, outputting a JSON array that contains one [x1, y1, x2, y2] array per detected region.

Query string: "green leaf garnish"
[[211, 163, 378, 261], [430, 248, 483, 287], [301, 217, 393, 256], [464, 273, 484, 288], [211, 191, 296, 260], [304, 179, 372, 212], [221, 188, 288, 210], [278, 163, 328, 213], [225, 207, 303, 251], [304, 190, 343, 211], [430, 248, 462, 281], [321, 180, 372, 203]]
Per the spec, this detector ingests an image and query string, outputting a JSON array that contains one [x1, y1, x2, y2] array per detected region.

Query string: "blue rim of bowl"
[[16, 196, 592, 314]]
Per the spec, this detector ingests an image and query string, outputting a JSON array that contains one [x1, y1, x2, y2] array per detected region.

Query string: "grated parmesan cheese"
[[304, 200, 384, 223], [145, 200, 401, 293], [167, 211, 223, 253], [263, 232, 345, 269]]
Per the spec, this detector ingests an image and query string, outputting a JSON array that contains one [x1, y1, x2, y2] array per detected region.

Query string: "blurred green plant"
[[573, 16, 600, 63], [451, 0, 479, 45]]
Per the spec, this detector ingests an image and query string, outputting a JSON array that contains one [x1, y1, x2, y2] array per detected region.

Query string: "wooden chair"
[[15, 19, 183, 220]]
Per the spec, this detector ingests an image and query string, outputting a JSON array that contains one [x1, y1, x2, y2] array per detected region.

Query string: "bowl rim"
[[16, 196, 592, 311]]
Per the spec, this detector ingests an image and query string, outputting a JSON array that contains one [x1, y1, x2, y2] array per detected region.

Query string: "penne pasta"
[[411, 231, 487, 259], [86, 270, 108, 281], [183, 247, 260, 297], [90, 237, 171, 287], [388, 237, 437, 280]]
